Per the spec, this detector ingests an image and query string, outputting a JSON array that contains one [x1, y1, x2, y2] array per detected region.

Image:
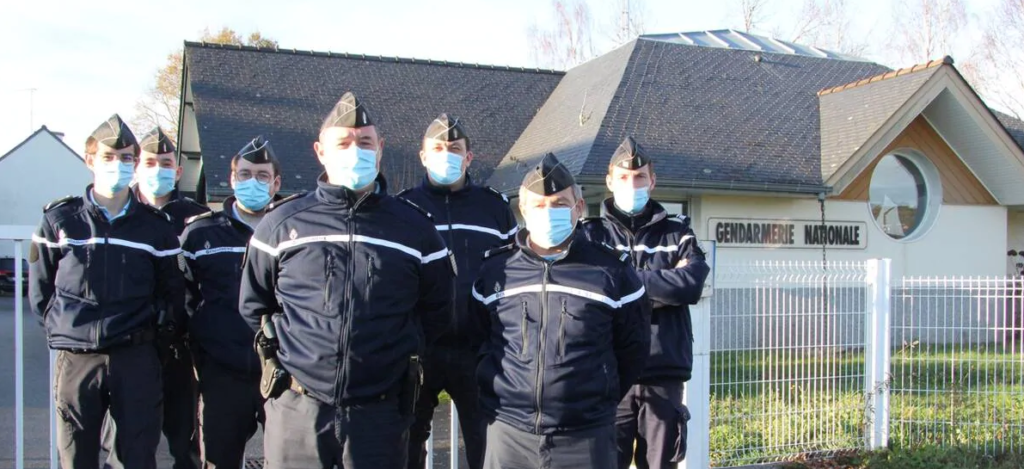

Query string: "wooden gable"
[[837, 116, 997, 205]]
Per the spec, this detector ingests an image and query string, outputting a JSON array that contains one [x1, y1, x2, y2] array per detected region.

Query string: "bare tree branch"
[[131, 28, 278, 138], [789, 0, 869, 56], [736, 0, 773, 33], [890, 0, 967, 64], [529, 0, 596, 70], [975, 0, 1024, 118]]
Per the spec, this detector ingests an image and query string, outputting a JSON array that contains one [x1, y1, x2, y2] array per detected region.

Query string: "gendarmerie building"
[[175, 29, 1024, 278]]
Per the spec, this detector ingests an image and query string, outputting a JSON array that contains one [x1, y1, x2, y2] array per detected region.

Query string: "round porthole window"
[[867, 151, 941, 241]]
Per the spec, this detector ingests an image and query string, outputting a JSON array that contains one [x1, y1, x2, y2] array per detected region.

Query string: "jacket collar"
[[84, 184, 138, 222], [222, 196, 256, 233], [315, 172, 388, 209], [601, 198, 668, 233], [514, 227, 580, 264], [419, 174, 474, 198]]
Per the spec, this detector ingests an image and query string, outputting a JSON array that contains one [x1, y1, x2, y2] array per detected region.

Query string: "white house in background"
[[0, 126, 92, 258]]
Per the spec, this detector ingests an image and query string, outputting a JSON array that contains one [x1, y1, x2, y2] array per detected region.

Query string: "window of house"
[[868, 152, 941, 241]]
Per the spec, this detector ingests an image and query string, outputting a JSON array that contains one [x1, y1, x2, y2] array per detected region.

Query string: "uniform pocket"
[[323, 253, 334, 312], [365, 255, 374, 305], [519, 301, 529, 361], [670, 403, 692, 463], [557, 298, 568, 359]]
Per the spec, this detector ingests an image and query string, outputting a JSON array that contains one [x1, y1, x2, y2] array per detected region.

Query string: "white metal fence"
[[889, 276, 1024, 454], [1, 225, 58, 469], [693, 260, 1024, 467], [5, 231, 1023, 469], [703, 260, 876, 467]]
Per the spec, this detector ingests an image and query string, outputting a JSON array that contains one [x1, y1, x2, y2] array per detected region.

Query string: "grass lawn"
[[708, 345, 1024, 467]]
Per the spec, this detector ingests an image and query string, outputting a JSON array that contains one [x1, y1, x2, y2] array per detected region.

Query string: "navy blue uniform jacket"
[[180, 197, 262, 376], [239, 175, 454, 406], [581, 199, 709, 382], [29, 186, 185, 351], [398, 176, 518, 350], [473, 229, 651, 434]]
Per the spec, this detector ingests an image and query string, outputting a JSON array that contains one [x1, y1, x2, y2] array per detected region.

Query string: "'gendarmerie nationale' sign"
[[709, 218, 867, 249]]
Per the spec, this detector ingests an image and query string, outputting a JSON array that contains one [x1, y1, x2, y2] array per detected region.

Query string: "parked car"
[[0, 258, 29, 296]]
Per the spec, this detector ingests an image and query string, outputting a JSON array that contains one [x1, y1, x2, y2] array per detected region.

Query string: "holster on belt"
[[255, 315, 290, 399], [398, 355, 423, 417]]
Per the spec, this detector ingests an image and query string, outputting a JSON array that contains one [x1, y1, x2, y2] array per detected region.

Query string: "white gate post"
[[682, 300, 711, 469], [14, 240, 25, 469], [450, 401, 460, 469], [865, 258, 892, 450], [426, 429, 434, 468]]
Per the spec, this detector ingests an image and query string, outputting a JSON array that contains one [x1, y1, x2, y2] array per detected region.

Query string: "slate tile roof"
[[184, 42, 563, 199]]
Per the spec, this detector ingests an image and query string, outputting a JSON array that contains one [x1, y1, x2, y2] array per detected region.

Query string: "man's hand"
[[676, 258, 689, 268], [157, 323, 185, 365]]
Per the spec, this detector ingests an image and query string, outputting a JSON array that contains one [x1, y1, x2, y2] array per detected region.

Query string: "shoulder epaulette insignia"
[[267, 192, 306, 212], [484, 186, 510, 204], [396, 187, 414, 198], [397, 197, 434, 220], [581, 216, 603, 224], [483, 243, 516, 260], [44, 195, 79, 212], [182, 196, 206, 208], [598, 242, 629, 262], [669, 214, 689, 224], [185, 211, 215, 225], [139, 203, 173, 223]]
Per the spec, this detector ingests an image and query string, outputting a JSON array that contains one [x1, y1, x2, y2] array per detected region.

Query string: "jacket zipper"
[[444, 194, 457, 340], [520, 301, 528, 360], [338, 216, 356, 405], [557, 298, 568, 359], [97, 221, 110, 348], [534, 262, 551, 432], [338, 193, 371, 405]]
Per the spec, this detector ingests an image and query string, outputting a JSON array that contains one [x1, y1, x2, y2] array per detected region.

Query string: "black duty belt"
[[64, 328, 157, 354], [288, 376, 398, 405]]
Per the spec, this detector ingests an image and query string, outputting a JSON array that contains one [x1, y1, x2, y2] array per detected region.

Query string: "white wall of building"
[[697, 195, 1007, 278], [1008, 211, 1024, 275], [0, 131, 92, 258]]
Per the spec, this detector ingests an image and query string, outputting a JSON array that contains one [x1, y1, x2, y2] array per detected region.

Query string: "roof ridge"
[[817, 56, 953, 96], [183, 41, 565, 76]]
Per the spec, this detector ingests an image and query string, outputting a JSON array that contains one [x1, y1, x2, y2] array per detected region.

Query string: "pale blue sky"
[[0, 0, 998, 157]]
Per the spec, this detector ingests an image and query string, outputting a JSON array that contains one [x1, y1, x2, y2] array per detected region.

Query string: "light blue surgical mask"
[[234, 178, 272, 211], [526, 207, 575, 249], [424, 151, 465, 186], [324, 146, 378, 190], [94, 161, 135, 194], [137, 166, 176, 198], [613, 185, 650, 214]]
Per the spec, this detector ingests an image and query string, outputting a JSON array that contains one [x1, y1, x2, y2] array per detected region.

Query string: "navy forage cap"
[[237, 135, 276, 164], [522, 152, 576, 196], [424, 113, 468, 143], [140, 127, 175, 155], [321, 92, 373, 132], [610, 136, 651, 170], [90, 114, 137, 150]]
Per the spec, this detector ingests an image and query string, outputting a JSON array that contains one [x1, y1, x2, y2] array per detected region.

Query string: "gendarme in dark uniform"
[[239, 92, 454, 469], [103, 125, 209, 469], [472, 153, 651, 469], [398, 114, 518, 469], [182, 136, 286, 468], [580, 137, 710, 469], [29, 115, 184, 469]]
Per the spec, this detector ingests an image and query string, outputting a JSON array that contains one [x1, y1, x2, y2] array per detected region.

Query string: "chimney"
[[52, 132, 65, 140]]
